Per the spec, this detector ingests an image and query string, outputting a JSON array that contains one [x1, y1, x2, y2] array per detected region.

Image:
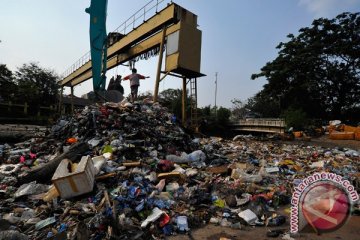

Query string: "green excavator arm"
[[85, 0, 108, 92]]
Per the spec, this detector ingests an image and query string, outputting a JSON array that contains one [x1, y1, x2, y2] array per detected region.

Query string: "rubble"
[[52, 156, 96, 199], [0, 99, 359, 239], [327, 120, 360, 140]]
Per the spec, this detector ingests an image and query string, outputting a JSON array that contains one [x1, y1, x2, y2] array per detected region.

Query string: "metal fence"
[[61, 0, 168, 79], [230, 118, 286, 133]]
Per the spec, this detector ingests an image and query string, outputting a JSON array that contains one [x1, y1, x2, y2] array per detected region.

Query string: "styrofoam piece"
[[52, 156, 95, 199], [265, 167, 280, 173], [309, 160, 324, 168], [238, 209, 258, 224], [92, 156, 106, 175], [141, 207, 164, 228]]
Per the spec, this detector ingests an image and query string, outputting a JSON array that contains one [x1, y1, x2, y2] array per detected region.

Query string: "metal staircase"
[[189, 78, 198, 130]]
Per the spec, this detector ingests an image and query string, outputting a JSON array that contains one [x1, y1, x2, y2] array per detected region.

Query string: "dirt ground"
[[168, 215, 360, 240], [290, 135, 360, 151], [169, 136, 360, 240], [1, 128, 359, 239]]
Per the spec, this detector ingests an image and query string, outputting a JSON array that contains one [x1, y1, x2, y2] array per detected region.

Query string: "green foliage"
[[158, 89, 231, 132], [200, 105, 211, 117], [159, 88, 191, 120], [282, 108, 308, 130], [251, 12, 360, 121], [230, 99, 247, 119], [14, 62, 59, 106], [216, 107, 231, 124], [0, 64, 16, 101], [197, 105, 231, 136], [244, 92, 280, 118]]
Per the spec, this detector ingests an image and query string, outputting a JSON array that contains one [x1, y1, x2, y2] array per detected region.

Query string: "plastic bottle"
[[187, 150, 206, 162]]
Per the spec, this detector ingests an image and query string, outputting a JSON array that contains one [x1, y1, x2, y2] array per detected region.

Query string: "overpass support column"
[[71, 86, 74, 115], [153, 26, 166, 102], [182, 77, 187, 125], [59, 87, 64, 114]]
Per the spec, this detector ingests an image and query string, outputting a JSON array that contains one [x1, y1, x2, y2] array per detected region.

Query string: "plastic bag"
[[187, 150, 206, 162], [0, 230, 28, 240], [231, 169, 262, 183]]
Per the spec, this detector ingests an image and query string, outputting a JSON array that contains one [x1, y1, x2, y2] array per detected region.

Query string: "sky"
[[0, 0, 359, 108]]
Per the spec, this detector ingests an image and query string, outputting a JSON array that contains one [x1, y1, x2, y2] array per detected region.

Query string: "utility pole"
[[215, 72, 218, 118]]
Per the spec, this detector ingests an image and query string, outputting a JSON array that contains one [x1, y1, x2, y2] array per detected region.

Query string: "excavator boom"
[[85, 0, 108, 92]]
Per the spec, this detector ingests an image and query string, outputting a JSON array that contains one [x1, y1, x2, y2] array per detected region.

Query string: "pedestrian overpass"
[[231, 118, 286, 133], [59, 0, 205, 128]]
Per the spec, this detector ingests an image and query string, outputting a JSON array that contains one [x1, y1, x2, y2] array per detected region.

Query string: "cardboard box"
[[52, 156, 95, 199], [293, 131, 303, 138], [344, 125, 360, 133], [355, 132, 360, 141], [329, 131, 355, 140]]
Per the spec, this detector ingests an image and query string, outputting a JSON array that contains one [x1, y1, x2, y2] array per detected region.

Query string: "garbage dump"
[[0, 99, 359, 239], [326, 120, 360, 141]]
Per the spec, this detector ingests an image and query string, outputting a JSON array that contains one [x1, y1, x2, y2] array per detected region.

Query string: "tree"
[[251, 12, 360, 121], [158, 88, 191, 120], [14, 62, 59, 106], [0, 64, 16, 101], [216, 107, 231, 124], [282, 107, 308, 130], [200, 105, 211, 118], [230, 98, 246, 120], [245, 92, 280, 118]]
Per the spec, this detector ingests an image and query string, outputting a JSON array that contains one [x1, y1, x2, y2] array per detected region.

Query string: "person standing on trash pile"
[[113, 75, 124, 95], [123, 68, 149, 102]]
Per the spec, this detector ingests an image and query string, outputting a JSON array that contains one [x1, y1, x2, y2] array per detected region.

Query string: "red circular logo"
[[301, 182, 350, 233]]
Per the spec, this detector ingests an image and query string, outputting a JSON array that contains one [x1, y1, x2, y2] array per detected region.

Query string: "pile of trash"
[[0, 99, 359, 239], [327, 120, 360, 141]]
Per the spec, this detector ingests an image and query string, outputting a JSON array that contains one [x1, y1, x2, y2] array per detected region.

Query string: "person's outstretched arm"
[[138, 74, 150, 80]]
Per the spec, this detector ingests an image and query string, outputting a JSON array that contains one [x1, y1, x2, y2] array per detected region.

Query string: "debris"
[[92, 155, 106, 174], [0, 219, 11, 231], [157, 172, 182, 180], [238, 209, 258, 224], [0, 164, 22, 175], [309, 160, 324, 168], [35, 216, 56, 230], [141, 207, 164, 228], [14, 181, 49, 198], [123, 161, 141, 167], [329, 131, 355, 140], [1, 101, 359, 239], [52, 156, 95, 199], [225, 195, 237, 208], [231, 222, 242, 229], [230, 168, 262, 182], [42, 185, 59, 202], [282, 233, 296, 240], [266, 229, 284, 238], [267, 215, 286, 226], [265, 166, 280, 173], [176, 216, 189, 231], [18, 142, 89, 184], [0, 230, 29, 240]]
